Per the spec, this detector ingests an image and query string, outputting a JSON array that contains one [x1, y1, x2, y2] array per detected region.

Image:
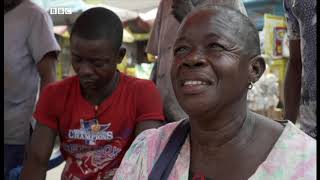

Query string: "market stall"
[[244, 0, 288, 120]]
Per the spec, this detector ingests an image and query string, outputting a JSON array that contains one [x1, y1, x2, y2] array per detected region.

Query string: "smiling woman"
[[171, 6, 261, 119], [114, 5, 316, 180]]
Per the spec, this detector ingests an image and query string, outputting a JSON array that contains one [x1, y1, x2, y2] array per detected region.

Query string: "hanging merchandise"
[[135, 63, 154, 80], [282, 32, 289, 58], [273, 26, 287, 57], [117, 55, 136, 77], [269, 59, 287, 83], [146, 53, 156, 62], [263, 14, 287, 58]]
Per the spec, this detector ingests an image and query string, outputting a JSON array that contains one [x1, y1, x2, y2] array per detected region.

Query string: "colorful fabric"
[[114, 119, 316, 180], [34, 72, 165, 180]]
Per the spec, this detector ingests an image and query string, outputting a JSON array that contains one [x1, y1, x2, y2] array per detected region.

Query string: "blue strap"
[[148, 120, 190, 180]]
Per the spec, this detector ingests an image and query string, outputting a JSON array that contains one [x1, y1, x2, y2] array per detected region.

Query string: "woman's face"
[[171, 10, 250, 117]]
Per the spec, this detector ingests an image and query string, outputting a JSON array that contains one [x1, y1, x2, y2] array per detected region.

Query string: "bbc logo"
[[49, 8, 72, 15]]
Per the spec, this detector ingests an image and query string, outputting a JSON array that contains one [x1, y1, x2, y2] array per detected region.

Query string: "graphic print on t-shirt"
[[68, 119, 113, 145], [61, 118, 126, 178]]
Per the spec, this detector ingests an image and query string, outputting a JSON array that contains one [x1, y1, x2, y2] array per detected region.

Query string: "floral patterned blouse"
[[114, 120, 316, 180]]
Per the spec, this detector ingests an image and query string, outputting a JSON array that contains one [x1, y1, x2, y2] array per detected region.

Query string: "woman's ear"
[[117, 47, 126, 64], [248, 55, 266, 83]]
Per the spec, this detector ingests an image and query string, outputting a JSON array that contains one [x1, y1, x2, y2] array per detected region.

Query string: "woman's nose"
[[182, 52, 209, 68]]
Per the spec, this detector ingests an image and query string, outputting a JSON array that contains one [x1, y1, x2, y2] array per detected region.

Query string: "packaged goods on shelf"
[[135, 63, 154, 79], [263, 14, 287, 58], [273, 27, 287, 57]]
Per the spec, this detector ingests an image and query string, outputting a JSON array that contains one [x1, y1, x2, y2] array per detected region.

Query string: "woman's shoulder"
[[250, 114, 316, 179], [279, 121, 316, 149], [122, 120, 183, 159], [251, 111, 315, 147], [255, 121, 316, 178], [134, 120, 183, 149], [114, 121, 183, 179], [250, 111, 284, 141], [251, 111, 315, 154]]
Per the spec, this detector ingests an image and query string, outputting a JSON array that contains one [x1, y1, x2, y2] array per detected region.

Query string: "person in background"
[[283, 0, 317, 138], [4, 0, 60, 179], [114, 6, 316, 180], [146, 0, 248, 122], [20, 7, 164, 180]]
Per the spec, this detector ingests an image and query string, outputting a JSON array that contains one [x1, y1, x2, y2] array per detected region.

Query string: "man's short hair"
[[71, 7, 123, 50]]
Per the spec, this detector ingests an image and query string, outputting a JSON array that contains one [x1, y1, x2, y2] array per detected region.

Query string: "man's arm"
[[20, 123, 57, 180], [37, 51, 58, 94], [146, 0, 163, 83], [134, 81, 166, 136], [145, 0, 165, 56], [283, 39, 302, 123]]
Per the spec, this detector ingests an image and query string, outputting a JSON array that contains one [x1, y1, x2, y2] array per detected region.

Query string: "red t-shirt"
[[34, 73, 165, 179]]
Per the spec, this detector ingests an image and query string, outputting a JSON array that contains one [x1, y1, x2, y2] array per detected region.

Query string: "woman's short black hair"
[[188, 5, 261, 57], [70, 7, 123, 50]]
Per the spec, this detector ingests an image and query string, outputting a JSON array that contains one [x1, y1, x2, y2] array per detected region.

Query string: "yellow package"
[[117, 55, 129, 73], [263, 14, 286, 57], [125, 67, 136, 77], [269, 58, 288, 83]]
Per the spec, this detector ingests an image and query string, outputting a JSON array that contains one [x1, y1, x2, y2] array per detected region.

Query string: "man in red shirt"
[[20, 7, 164, 180]]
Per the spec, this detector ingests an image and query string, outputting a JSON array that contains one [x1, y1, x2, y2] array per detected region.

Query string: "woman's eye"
[[208, 43, 225, 50], [174, 46, 190, 55]]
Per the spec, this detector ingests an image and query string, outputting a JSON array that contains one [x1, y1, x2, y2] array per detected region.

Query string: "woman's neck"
[[189, 104, 255, 157]]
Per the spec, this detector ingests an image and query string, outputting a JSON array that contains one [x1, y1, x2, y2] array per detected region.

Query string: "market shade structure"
[[31, 0, 158, 25], [31, 0, 158, 42], [85, 0, 160, 13], [31, 0, 87, 25], [32, 0, 284, 32]]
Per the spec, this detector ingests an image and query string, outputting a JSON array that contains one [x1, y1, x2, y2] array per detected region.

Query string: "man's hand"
[[20, 122, 57, 180]]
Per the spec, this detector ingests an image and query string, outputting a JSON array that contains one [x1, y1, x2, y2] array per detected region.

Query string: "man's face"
[[171, 10, 250, 116], [70, 35, 120, 92]]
